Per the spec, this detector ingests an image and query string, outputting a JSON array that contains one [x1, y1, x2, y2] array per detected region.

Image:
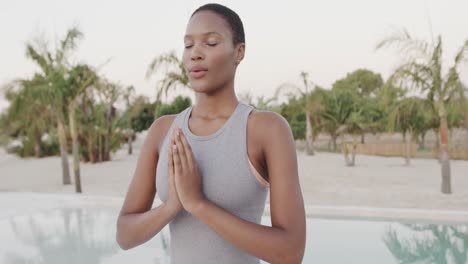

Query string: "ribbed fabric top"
[[155, 102, 269, 264]]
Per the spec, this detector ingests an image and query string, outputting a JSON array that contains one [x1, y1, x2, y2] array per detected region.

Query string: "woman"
[[116, 3, 306, 264]]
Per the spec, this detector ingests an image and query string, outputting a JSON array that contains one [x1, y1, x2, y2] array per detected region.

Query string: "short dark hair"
[[191, 3, 245, 45]]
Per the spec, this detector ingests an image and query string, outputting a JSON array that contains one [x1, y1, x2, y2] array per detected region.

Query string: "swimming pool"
[[1, 193, 467, 263]]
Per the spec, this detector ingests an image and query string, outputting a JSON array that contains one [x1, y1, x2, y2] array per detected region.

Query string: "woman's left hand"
[[171, 126, 206, 213]]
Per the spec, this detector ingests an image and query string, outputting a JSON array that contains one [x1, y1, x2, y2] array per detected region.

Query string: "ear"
[[235, 43, 245, 65]]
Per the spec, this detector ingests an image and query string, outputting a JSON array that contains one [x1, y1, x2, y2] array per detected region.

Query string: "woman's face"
[[182, 10, 244, 94]]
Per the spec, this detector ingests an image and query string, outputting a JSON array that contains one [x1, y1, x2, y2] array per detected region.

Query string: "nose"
[[190, 45, 204, 61]]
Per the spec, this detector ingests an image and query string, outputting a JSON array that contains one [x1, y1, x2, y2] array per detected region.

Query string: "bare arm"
[[116, 115, 179, 250], [190, 112, 306, 264]]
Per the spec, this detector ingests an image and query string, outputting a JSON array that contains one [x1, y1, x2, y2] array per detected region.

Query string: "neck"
[[192, 82, 239, 118]]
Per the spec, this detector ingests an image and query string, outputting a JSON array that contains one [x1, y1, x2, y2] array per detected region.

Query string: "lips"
[[189, 66, 208, 79]]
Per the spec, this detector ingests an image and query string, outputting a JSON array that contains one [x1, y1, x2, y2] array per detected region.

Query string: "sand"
[[1, 130, 468, 222]]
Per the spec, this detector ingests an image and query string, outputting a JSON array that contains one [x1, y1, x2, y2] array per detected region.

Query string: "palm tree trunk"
[[351, 135, 357, 166], [68, 100, 82, 193], [57, 116, 71, 185], [420, 132, 426, 149], [305, 111, 314, 155], [84, 96, 96, 163], [405, 127, 412, 166], [98, 134, 103, 162], [128, 135, 133, 155], [88, 131, 95, 163], [434, 129, 440, 149], [127, 129, 133, 155], [127, 117, 133, 155], [33, 127, 42, 158], [465, 111, 468, 134], [104, 129, 111, 161], [341, 134, 352, 166], [103, 106, 113, 161], [439, 110, 451, 194], [332, 134, 338, 152]]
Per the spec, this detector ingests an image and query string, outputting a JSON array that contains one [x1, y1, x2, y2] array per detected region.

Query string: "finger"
[[178, 130, 195, 168], [172, 138, 182, 175], [175, 128, 188, 170], [168, 133, 174, 176]]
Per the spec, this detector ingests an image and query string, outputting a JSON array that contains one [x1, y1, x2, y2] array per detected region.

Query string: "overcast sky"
[[1, 0, 467, 111]]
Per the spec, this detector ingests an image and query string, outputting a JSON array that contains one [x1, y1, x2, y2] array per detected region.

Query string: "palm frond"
[[454, 39, 468, 66], [376, 27, 432, 60], [25, 45, 51, 75], [389, 62, 432, 93], [276, 82, 305, 99], [145, 50, 181, 80], [238, 91, 253, 105], [56, 27, 83, 64], [154, 70, 189, 102]]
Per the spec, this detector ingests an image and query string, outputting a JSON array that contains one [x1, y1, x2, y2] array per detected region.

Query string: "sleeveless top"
[[155, 102, 269, 264]]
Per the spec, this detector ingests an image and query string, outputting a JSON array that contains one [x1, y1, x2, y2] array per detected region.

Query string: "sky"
[[1, 0, 467, 111]]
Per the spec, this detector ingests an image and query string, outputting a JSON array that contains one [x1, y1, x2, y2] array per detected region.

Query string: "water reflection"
[[383, 223, 468, 264], [2, 207, 170, 264], [3, 205, 468, 264]]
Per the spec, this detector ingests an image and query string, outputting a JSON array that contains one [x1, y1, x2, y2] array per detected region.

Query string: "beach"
[[1, 131, 468, 222]]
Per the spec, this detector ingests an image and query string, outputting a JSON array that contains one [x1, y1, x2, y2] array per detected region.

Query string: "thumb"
[[168, 137, 174, 177]]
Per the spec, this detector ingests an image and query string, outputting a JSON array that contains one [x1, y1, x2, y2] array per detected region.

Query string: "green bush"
[[154, 95, 192, 118]]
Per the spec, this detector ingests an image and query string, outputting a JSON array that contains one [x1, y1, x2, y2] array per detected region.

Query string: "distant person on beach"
[[116, 3, 306, 263]]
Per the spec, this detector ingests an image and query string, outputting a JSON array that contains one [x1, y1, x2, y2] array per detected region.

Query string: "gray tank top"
[[155, 102, 269, 264]]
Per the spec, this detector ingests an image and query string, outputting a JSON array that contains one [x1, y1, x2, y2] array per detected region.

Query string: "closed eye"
[[184, 43, 217, 49]]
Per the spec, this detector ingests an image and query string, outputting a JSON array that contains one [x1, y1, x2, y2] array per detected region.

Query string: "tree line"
[[0, 26, 467, 194]]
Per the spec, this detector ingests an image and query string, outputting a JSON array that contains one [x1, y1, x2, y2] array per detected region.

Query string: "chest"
[[155, 131, 267, 213]]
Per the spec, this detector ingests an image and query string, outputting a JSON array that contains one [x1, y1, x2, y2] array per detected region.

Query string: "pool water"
[[1, 204, 467, 263]]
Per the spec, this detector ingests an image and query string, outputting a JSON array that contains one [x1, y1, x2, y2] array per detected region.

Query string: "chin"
[[190, 82, 217, 94]]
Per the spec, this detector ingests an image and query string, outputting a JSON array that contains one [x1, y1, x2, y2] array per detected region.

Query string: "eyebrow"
[[184, 31, 222, 39]]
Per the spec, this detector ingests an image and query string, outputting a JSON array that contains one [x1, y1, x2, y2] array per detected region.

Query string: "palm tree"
[[95, 78, 122, 161], [2, 75, 53, 158], [66, 64, 98, 193], [377, 28, 468, 193], [24, 26, 85, 185], [122, 86, 137, 155], [383, 223, 468, 264], [277, 72, 319, 155], [239, 90, 282, 111], [341, 108, 368, 167], [320, 86, 357, 153], [324, 87, 377, 166], [332, 69, 384, 144], [146, 50, 189, 102], [120, 87, 151, 155], [386, 96, 432, 165]]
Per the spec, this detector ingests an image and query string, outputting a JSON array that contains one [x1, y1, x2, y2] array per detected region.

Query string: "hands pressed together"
[[165, 125, 206, 214]]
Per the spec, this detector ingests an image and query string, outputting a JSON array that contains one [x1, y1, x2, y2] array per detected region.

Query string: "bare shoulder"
[[152, 114, 178, 127], [147, 114, 178, 154], [248, 109, 292, 140], [247, 109, 294, 171]]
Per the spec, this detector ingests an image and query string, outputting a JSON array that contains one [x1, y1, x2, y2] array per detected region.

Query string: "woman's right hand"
[[165, 129, 183, 214]]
